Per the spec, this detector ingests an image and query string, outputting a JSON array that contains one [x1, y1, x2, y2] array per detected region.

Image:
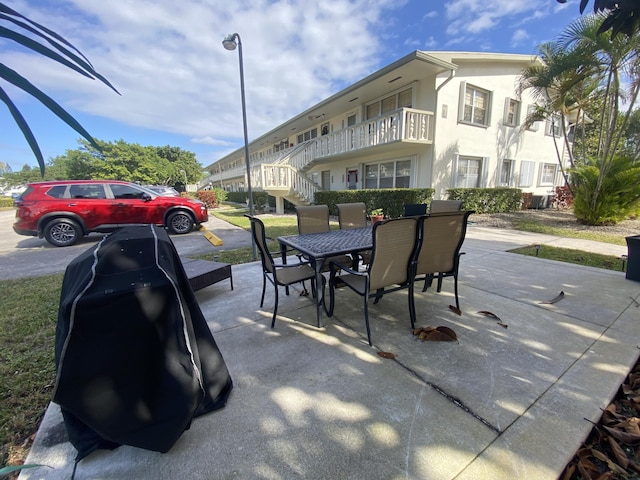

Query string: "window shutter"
[[519, 161, 535, 187], [481, 157, 489, 187], [451, 153, 459, 187], [485, 92, 493, 126], [458, 81, 467, 122], [503, 97, 511, 125]]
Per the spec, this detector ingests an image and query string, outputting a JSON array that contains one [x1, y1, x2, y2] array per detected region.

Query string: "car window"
[[69, 184, 107, 199], [46, 185, 66, 199], [110, 184, 147, 200]]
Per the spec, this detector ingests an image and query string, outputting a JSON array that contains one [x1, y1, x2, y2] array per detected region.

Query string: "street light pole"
[[223, 32, 256, 261]]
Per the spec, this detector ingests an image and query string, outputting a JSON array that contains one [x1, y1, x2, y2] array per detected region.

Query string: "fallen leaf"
[[449, 305, 462, 315], [478, 310, 501, 320], [377, 351, 396, 359], [497, 321, 508, 329], [541, 290, 565, 304], [604, 425, 640, 444], [607, 436, 630, 469], [420, 326, 458, 342]]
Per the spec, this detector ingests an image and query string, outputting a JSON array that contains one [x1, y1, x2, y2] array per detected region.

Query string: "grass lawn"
[[0, 205, 632, 470], [507, 245, 628, 272]]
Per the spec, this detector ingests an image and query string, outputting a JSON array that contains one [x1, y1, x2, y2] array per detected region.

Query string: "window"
[[539, 163, 557, 186], [459, 82, 491, 127], [273, 140, 290, 152], [456, 156, 482, 187], [525, 105, 540, 131], [499, 159, 514, 186], [110, 184, 146, 200], [545, 115, 560, 137], [519, 161, 536, 187], [503, 98, 520, 127], [364, 159, 411, 189], [69, 184, 106, 199], [365, 87, 413, 120], [347, 114, 356, 127], [297, 128, 317, 144]]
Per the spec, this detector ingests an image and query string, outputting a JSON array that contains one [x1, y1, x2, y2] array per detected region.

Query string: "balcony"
[[210, 108, 434, 197]]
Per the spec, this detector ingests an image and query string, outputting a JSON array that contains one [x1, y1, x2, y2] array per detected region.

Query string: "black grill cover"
[[53, 225, 233, 460]]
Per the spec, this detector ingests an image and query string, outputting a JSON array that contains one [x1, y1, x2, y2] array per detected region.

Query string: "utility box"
[[626, 235, 640, 282]]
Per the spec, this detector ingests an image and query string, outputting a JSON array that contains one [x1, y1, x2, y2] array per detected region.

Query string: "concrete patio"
[[19, 225, 640, 479]]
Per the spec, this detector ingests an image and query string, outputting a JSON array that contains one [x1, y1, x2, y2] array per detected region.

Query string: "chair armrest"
[[328, 259, 363, 277]]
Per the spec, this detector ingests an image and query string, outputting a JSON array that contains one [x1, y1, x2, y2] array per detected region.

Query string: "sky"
[[0, 0, 586, 172]]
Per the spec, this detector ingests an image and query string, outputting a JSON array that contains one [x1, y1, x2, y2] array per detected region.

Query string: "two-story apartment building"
[[203, 50, 566, 214]]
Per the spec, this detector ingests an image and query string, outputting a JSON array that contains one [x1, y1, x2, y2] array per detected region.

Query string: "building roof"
[[207, 50, 541, 169]]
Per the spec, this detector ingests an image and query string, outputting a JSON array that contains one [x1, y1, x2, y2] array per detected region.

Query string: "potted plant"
[[369, 208, 384, 224]]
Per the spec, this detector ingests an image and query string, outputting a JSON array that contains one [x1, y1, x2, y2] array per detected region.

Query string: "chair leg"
[[271, 285, 279, 328], [436, 273, 444, 292], [373, 288, 384, 304], [422, 274, 433, 292], [408, 281, 416, 329], [453, 273, 460, 310], [260, 274, 267, 307], [363, 296, 372, 346], [326, 271, 336, 317]]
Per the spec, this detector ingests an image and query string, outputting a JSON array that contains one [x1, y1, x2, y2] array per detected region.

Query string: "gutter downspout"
[[431, 68, 456, 199]]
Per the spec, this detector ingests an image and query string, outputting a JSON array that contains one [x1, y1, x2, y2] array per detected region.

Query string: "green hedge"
[[315, 188, 434, 218], [446, 188, 522, 213], [0, 197, 15, 208]]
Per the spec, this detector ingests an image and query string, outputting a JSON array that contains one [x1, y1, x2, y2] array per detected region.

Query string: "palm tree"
[[559, 15, 640, 221], [557, 0, 640, 38], [0, 3, 118, 175], [518, 41, 597, 193]]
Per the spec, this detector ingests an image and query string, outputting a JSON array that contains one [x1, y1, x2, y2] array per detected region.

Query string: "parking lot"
[[0, 209, 250, 280]]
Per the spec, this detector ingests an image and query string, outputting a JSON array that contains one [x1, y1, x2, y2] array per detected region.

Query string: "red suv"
[[13, 180, 209, 247]]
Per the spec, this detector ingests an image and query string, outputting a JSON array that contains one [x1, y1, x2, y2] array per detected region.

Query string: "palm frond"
[[0, 85, 44, 176], [0, 2, 118, 175]]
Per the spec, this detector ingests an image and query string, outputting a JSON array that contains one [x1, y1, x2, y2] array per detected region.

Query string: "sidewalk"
[[19, 223, 640, 480]]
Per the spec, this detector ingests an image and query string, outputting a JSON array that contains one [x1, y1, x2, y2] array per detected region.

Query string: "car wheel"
[[167, 211, 193, 234], [44, 218, 82, 247]]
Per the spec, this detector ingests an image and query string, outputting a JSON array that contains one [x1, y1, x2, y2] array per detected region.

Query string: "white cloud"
[[511, 28, 530, 47], [6, 0, 402, 158]]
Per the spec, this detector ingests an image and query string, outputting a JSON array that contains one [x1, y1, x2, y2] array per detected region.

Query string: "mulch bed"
[[561, 354, 640, 479]]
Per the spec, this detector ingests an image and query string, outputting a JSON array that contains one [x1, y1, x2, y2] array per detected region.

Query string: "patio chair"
[[429, 200, 464, 213], [246, 215, 318, 328], [336, 202, 367, 229], [336, 202, 371, 266], [411, 210, 473, 310], [296, 205, 352, 269], [326, 217, 420, 346], [403, 203, 427, 217]]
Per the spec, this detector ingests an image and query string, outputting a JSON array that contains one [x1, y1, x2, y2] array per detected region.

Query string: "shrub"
[[446, 188, 522, 213], [314, 188, 434, 218], [196, 190, 218, 208], [571, 155, 640, 225]]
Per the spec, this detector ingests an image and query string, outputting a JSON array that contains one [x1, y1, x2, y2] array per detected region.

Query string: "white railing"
[[204, 107, 433, 202], [260, 164, 320, 201], [286, 107, 433, 171]]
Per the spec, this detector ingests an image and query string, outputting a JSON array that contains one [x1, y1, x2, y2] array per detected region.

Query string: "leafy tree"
[[5, 139, 206, 187], [154, 146, 203, 186], [0, 2, 118, 176]]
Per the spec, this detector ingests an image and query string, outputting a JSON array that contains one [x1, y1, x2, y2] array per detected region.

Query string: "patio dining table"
[[278, 226, 373, 327]]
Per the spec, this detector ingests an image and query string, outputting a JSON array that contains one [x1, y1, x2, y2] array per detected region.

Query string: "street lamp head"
[[222, 33, 238, 51]]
